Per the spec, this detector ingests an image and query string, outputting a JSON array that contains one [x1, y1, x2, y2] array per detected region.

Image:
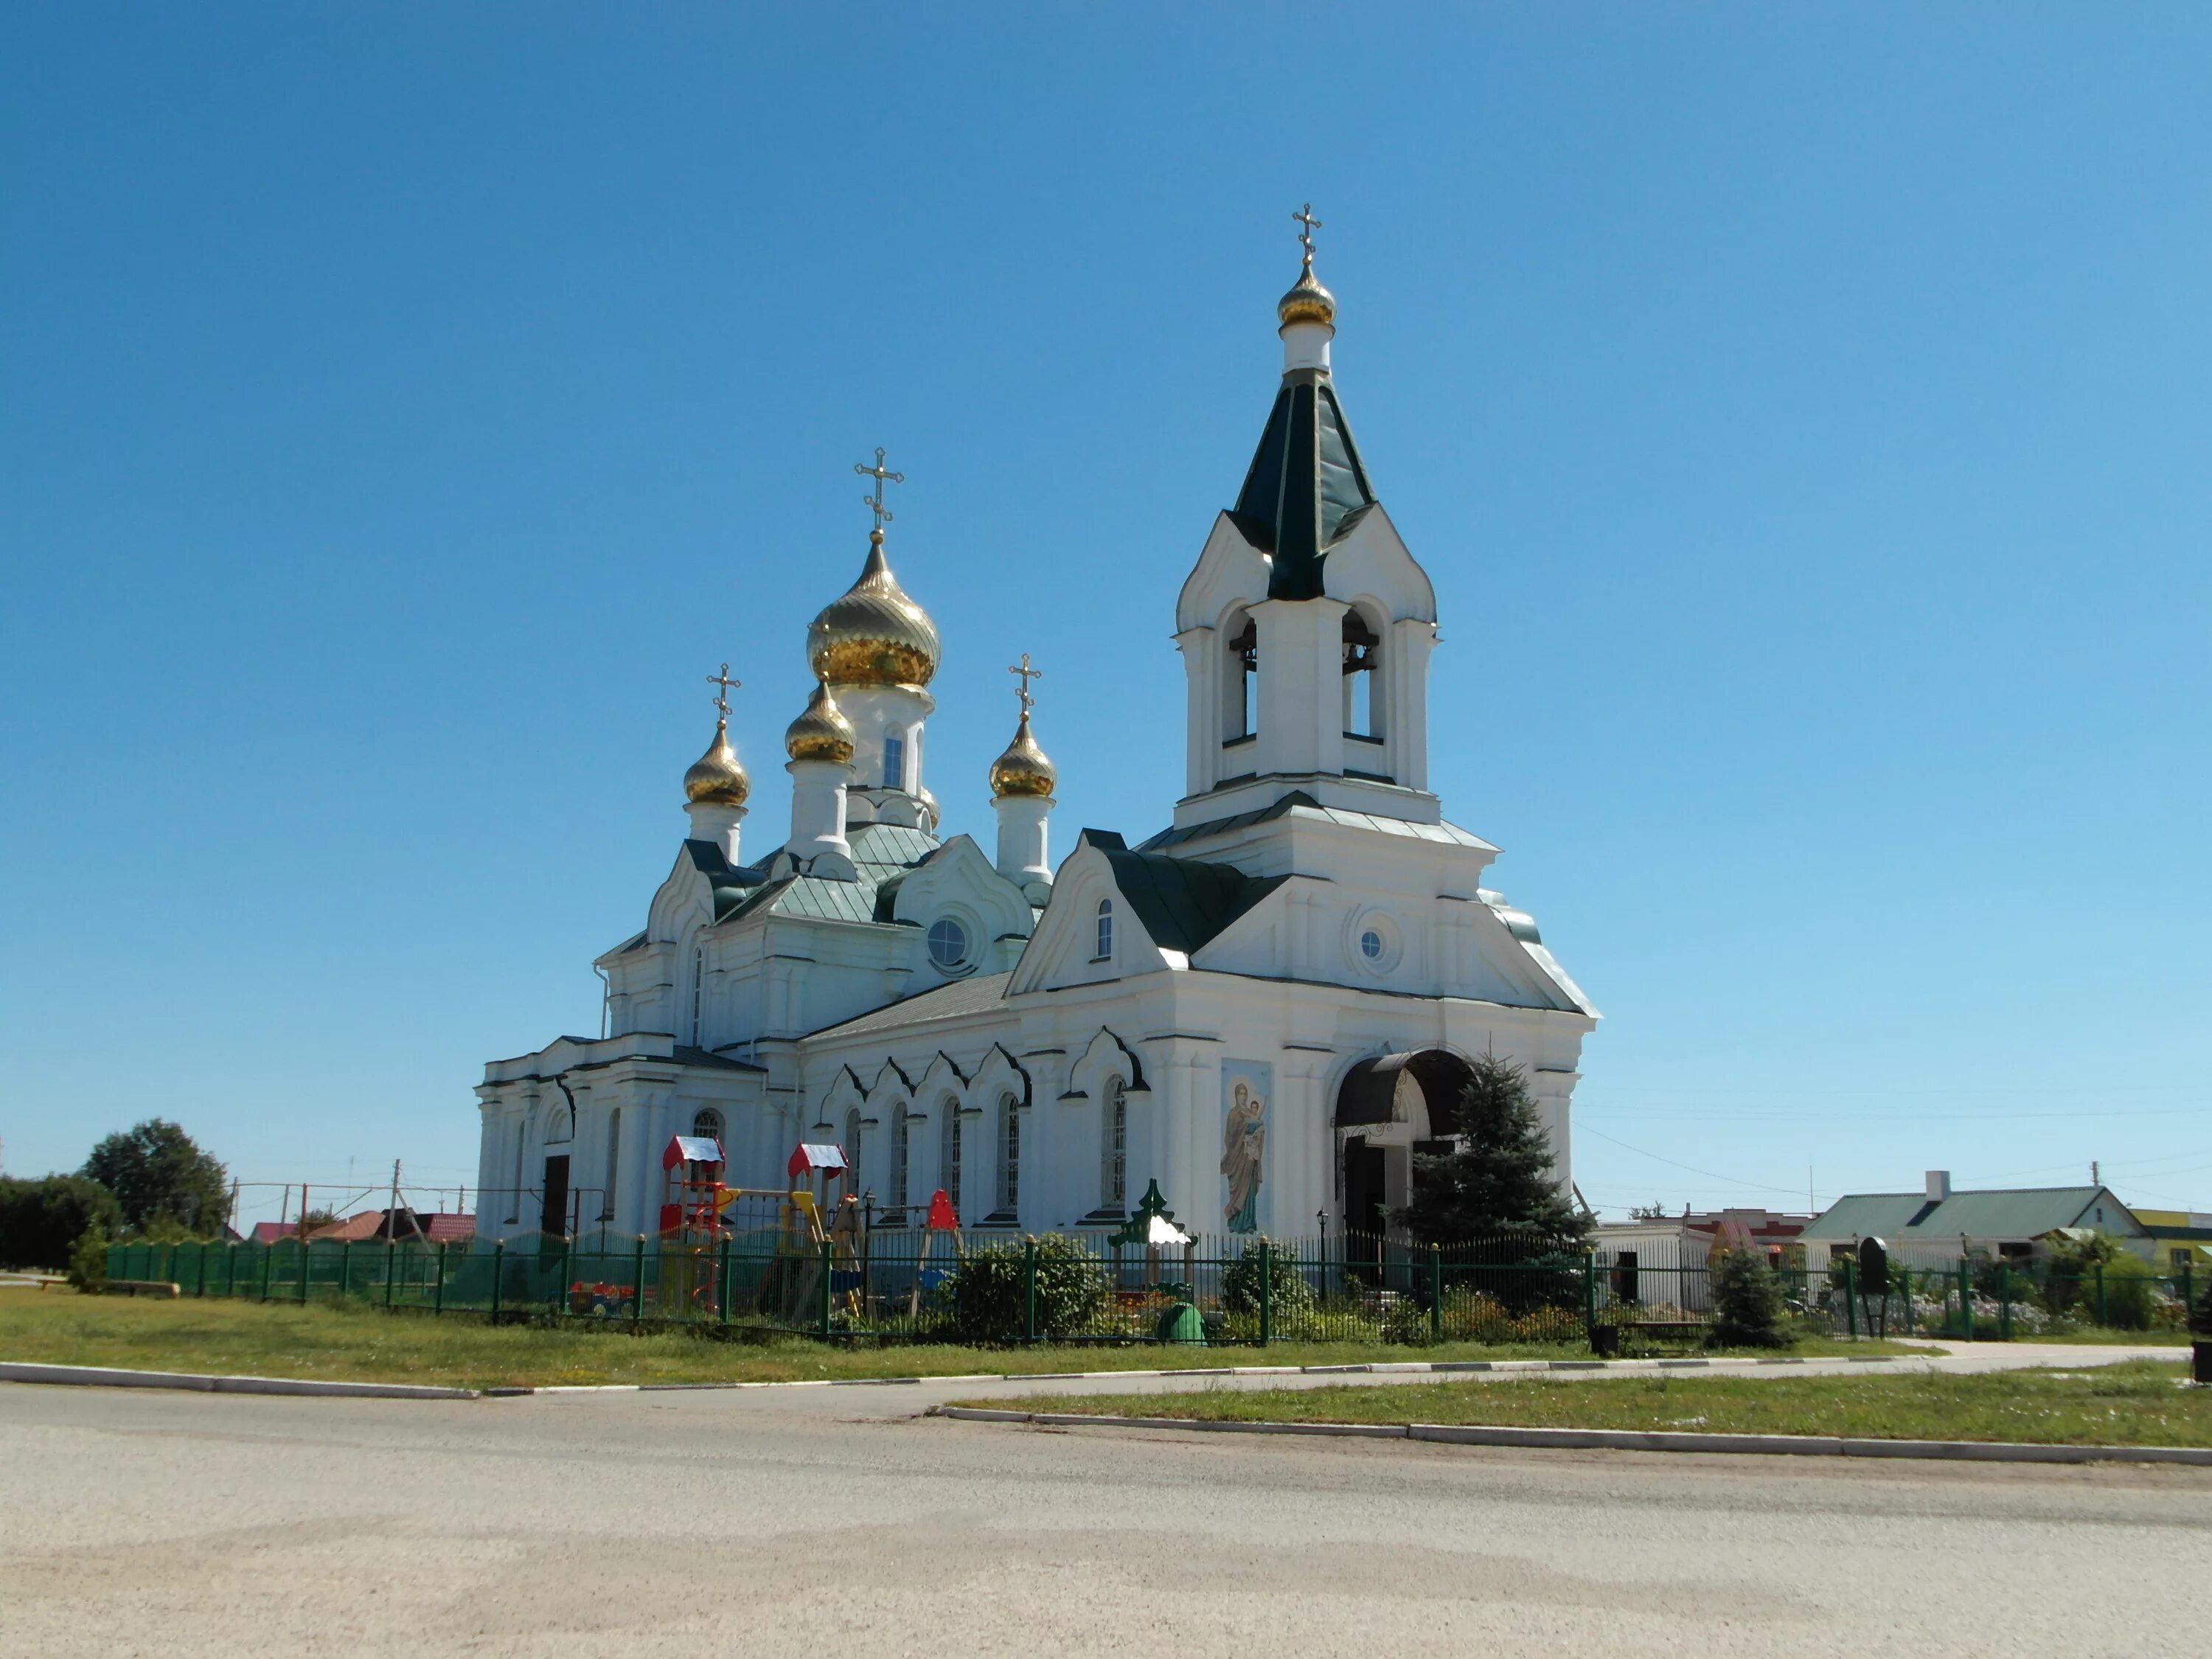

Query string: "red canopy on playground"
[[787, 1142, 849, 1179]]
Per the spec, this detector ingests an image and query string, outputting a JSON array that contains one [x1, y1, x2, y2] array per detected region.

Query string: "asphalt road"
[[3, 1358, 2206, 1659]]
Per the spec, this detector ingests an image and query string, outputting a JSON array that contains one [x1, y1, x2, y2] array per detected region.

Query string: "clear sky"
[[4, 5, 2208, 1231]]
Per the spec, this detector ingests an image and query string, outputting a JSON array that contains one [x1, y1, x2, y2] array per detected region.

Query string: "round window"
[[927, 918, 969, 969], [1360, 929, 1384, 960]]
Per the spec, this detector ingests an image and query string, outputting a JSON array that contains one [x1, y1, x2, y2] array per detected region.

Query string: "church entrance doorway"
[[1334, 1048, 1478, 1253], [540, 1155, 570, 1243], [1341, 1136, 1386, 1270]]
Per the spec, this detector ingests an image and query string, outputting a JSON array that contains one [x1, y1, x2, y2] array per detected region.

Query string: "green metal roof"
[[1229, 375, 1376, 600], [804, 971, 1016, 1041], [1080, 830, 1285, 955], [1804, 1186, 2138, 1242], [1138, 790, 1496, 855]]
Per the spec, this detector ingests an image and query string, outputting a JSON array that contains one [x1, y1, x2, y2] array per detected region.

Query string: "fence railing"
[[107, 1234, 2198, 1348]]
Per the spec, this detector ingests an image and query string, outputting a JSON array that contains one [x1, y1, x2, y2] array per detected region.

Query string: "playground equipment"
[[658, 1135, 729, 1315], [908, 1188, 962, 1318]]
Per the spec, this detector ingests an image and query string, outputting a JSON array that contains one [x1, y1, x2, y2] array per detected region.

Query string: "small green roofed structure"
[[1801, 1171, 2150, 1267]]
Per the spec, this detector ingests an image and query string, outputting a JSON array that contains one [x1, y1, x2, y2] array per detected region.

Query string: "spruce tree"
[[1392, 1054, 1587, 1258]]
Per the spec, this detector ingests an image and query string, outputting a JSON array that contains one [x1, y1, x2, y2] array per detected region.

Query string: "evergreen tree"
[[1708, 1245, 1790, 1348], [81, 1120, 229, 1235], [1391, 1054, 1587, 1257]]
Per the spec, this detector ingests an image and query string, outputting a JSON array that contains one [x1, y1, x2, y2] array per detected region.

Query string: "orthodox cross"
[[706, 662, 740, 720], [855, 447, 905, 528], [1292, 202, 1322, 260], [1007, 653, 1042, 714]]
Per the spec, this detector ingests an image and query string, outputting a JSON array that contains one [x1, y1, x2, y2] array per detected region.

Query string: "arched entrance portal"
[[1334, 1050, 1475, 1254]]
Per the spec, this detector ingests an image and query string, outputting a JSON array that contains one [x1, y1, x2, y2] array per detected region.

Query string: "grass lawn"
[[977, 1361, 2211, 1448], [0, 1288, 1910, 1390]]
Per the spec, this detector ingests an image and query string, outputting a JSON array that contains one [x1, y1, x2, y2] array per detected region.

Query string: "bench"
[[1589, 1319, 1708, 1357], [100, 1280, 181, 1298]]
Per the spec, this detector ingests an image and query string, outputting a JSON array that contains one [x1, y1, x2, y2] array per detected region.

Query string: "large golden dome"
[[989, 711, 1056, 799], [785, 679, 856, 764], [1277, 256, 1336, 329], [683, 718, 750, 807], [807, 529, 940, 689]]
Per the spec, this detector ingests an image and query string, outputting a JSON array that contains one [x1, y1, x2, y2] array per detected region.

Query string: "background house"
[[1800, 1172, 2149, 1269]]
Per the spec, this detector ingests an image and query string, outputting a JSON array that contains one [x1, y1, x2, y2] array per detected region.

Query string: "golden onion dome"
[[784, 679, 856, 764], [989, 711, 1057, 799], [1277, 257, 1336, 329], [807, 529, 941, 689], [683, 718, 751, 807]]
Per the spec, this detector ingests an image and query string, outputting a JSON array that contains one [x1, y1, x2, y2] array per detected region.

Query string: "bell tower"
[[1170, 208, 1440, 831]]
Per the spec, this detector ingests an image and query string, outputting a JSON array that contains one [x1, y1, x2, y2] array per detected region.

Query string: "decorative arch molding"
[[915, 1049, 970, 1099], [865, 1057, 917, 1098], [969, 1043, 1032, 1111], [1332, 1048, 1478, 1139], [1069, 1027, 1149, 1098]]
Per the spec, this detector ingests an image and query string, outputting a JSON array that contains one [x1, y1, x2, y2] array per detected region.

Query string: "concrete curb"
[[0, 1351, 1902, 1402], [0, 1361, 477, 1400], [932, 1405, 2212, 1467]]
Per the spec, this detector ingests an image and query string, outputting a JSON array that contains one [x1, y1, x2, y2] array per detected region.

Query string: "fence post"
[[1842, 1256, 1857, 1338], [1899, 1265, 1913, 1337], [490, 1239, 505, 1323], [195, 1243, 209, 1299], [2183, 1259, 2194, 1319], [2094, 1262, 2107, 1327], [1430, 1246, 1445, 1342], [1582, 1251, 1597, 1341], [718, 1234, 732, 1326], [818, 1237, 833, 1338], [632, 1235, 647, 1325], [1258, 1239, 1273, 1348], [1023, 1237, 1040, 1345], [260, 1242, 272, 1302], [434, 1242, 447, 1315], [299, 1241, 311, 1305], [1998, 1263, 2013, 1340], [384, 1239, 397, 1309]]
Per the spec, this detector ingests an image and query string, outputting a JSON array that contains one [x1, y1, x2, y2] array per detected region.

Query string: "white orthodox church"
[[473, 233, 1598, 1246]]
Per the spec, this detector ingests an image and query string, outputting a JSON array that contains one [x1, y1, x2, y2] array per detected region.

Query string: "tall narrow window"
[[996, 1096, 1020, 1217], [1093, 899, 1113, 961], [1342, 609, 1381, 739], [1102, 1077, 1127, 1211], [882, 732, 905, 790], [689, 942, 706, 1043], [691, 1107, 723, 1145], [890, 1105, 910, 1217], [1224, 613, 1259, 742], [942, 1107, 963, 1220], [602, 1107, 621, 1222]]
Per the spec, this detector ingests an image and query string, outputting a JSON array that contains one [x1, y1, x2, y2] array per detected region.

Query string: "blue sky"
[[4, 6, 2207, 1230]]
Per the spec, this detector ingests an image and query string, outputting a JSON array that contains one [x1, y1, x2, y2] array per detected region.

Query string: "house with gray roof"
[[1801, 1172, 2151, 1268]]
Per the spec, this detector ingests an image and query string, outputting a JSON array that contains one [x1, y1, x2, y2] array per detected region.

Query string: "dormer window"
[[1093, 898, 1114, 961]]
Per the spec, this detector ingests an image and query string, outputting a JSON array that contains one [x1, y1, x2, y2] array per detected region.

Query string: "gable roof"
[[803, 971, 1016, 1043], [723, 821, 948, 928], [1804, 1186, 2138, 1243], [1080, 830, 1286, 956]]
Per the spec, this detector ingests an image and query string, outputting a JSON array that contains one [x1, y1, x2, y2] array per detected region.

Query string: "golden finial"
[[684, 663, 750, 806], [808, 450, 941, 688], [1278, 201, 1336, 329], [990, 654, 1056, 799]]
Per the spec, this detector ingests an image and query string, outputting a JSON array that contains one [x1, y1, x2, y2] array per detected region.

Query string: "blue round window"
[[928, 918, 969, 969], [1360, 929, 1384, 961]]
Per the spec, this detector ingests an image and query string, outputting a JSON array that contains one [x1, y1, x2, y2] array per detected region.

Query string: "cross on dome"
[[1292, 202, 1322, 261], [855, 447, 905, 529], [705, 662, 741, 720], [1007, 652, 1042, 713]]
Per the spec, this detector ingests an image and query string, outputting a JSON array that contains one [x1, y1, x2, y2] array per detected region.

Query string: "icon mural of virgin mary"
[[1221, 1078, 1266, 1233]]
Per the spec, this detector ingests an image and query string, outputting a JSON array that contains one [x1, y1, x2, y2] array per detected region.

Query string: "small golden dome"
[[1277, 257, 1336, 329], [785, 679, 856, 764], [989, 711, 1056, 799], [683, 718, 751, 807], [807, 529, 941, 689]]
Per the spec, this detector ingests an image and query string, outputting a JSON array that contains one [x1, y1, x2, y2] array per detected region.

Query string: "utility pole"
[[2090, 1160, 2100, 1189], [389, 1160, 403, 1238]]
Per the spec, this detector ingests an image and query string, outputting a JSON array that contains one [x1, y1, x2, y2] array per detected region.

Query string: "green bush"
[[938, 1236, 1109, 1343], [1709, 1247, 1790, 1349], [0, 1175, 125, 1270], [2093, 1253, 2157, 1331], [67, 1225, 111, 1291], [1220, 1242, 1315, 1320]]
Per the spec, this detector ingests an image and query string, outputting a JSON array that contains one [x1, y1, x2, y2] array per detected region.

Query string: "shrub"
[[67, 1224, 111, 1291], [2093, 1253, 2157, 1331], [1709, 1247, 1789, 1349], [1220, 1242, 1315, 1321], [938, 1236, 1109, 1343], [0, 1175, 125, 1270]]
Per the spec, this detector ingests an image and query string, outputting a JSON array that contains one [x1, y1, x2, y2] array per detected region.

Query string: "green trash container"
[[1157, 1301, 1206, 1345]]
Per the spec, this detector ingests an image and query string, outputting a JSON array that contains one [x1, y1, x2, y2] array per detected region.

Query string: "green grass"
[[978, 1361, 2212, 1447], [0, 1288, 1911, 1389]]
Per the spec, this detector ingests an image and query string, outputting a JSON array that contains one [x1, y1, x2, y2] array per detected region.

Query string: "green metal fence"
[[111, 1234, 2193, 1349]]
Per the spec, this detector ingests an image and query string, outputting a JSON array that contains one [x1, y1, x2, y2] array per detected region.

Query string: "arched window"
[[691, 1107, 724, 1145], [882, 731, 906, 790], [1101, 1076, 1127, 1212], [995, 1095, 1020, 1220], [1223, 611, 1258, 742], [942, 1102, 963, 1220], [1093, 899, 1113, 961], [1342, 609, 1382, 740], [889, 1105, 910, 1217]]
